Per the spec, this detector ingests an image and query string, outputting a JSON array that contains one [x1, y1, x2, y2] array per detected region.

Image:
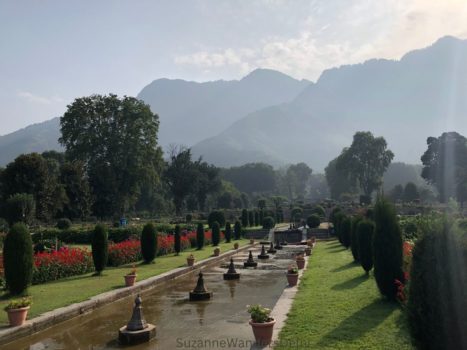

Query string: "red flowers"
[[108, 240, 141, 266]]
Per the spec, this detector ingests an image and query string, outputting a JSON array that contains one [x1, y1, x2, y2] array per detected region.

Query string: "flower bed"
[[33, 247, 94, 284], [108, 240, 142, 266]]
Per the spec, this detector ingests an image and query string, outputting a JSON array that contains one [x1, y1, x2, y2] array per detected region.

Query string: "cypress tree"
[[241, 209, 248, 227], [373, 197, 404, 300], [254, 211, 259, 226], [350, 216, 363, 261], [341, 217, 352, 248], [225, 221, 232, 243], [212, 221, 220, 246], [234, 220, 242, 240], [3, 223, 33, 295], [92, 224, 108, 275], [357, 219, 375, 274], [141, 222, 157, 263], [196, 222, 204, 249], [248, 211, 254, 227], [174, 225, 181, 255], [259, 210, 264, 225]]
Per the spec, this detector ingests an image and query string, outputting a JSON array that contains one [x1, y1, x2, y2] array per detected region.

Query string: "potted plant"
[[247, 304, 275, 345], [124, 265, 137, 287], [233, 242, 239, 250], [286, 264, 299, 286], [305, 246, 312, 256], [4, 297, 32, 327], [187, 254, 195, 267], [213, 247, 220, 256], [296, 254, 305, 269], [249, 238, 254, 244]]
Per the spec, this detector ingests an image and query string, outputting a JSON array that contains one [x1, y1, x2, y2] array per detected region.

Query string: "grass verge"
[[0, 239, 247, 325], [276, 239, 413, 350]]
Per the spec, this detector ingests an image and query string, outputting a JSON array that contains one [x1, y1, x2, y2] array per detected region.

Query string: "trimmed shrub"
[[254, 211, 259, 226], [357, 220, 375, 274], [248, 211, 254, 227], [373, 197, 404, 300], [186, 214, 192, 223], [234, 220, 242, 240], [225, 221, 232, 243], [329, 207, 342, 226], [5, 193, 35, 225], [3, 223, 33, 294], [208, 210, 225, 228], [341, 217, 352, 248], [350, 216, 363, 261], [334, 212, 346, 242], [306, 214, 321, 229], [56, 218, 72, 230], [407, 220, 467, 349], [91, 224, 108, 275], [259, 210, 264, 225], [196, 223, 204, 249], [290, 207, 303, 222], [262, 216, 275, 230], [212, 221, 220, 246], [141, 223, 157, 263], [174, 225, 181, 255], [241, 209, 248, 227], [311, 205, 326, 218]]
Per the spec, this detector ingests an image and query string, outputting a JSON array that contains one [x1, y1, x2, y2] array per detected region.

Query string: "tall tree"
[[325, 154, 357, 200], [403, 182, 419, 202], [336, 132, 394, 199], [60, 94, 163, 218], [60, 161, 92, 220], [421, 132, 467, 203], [193, 160, 221, 211], [285, 163, 312, 199], [221, 163, 276, 194]]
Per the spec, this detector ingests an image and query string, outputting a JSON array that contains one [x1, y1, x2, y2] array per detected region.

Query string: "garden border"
[[0, 243, 254, 346]]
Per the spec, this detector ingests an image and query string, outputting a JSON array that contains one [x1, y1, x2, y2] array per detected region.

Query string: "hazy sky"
[[1, 0, 467, 135]]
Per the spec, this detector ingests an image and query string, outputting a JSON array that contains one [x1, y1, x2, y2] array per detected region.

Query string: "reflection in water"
[[4, 247, 297, 350]]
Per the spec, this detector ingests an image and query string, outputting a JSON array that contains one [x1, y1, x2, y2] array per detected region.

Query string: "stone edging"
[[0, 243, 254, 346]]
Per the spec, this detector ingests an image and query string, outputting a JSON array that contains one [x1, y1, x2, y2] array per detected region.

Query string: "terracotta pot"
[[250, 239, 254, 244], [6, 306, 30, 327], [124, 274, 137, 287], [305, 247, 312, 256], [213, 248, 220, 256], [234, 243, 239, 249], [296, 259, 305, 270], [249, 318, 276, 345], [187, 257, 195, 267], [287, 273, 299, 286]]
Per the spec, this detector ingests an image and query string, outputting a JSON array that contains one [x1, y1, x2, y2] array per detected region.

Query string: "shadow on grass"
[[331, 274, 368, 291], [317, 299, 397, 347], [330, 261, 356, 273]]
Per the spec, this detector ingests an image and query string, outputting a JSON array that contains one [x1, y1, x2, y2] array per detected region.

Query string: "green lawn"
[[276, 240, 413, 350], [0, 239, 248, 325]]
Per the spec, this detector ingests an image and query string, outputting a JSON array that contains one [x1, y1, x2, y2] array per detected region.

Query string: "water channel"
[[4, 246, 304, 350]]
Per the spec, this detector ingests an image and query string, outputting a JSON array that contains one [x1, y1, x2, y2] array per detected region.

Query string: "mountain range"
[[1, 36, 466, 172]]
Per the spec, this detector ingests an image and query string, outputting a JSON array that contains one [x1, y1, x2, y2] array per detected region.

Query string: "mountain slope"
[[137, 68, 311, 149], [191, 36, 467, 171], [0, 118, 62, 166]]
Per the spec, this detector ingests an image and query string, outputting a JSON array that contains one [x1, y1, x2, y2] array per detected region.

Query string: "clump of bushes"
[[141, 223, 157, 263], [208, 210, 225, 228], [373, 197, 404, 299], [262, 216, 275, 230], [306, 214, 321, 229], [56, 218, 72, 230], [3, 223, 33, 294], [91, 224, 108, 275], [311, 205, 326, 218]]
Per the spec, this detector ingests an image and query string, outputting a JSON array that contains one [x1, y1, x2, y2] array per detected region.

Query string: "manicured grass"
[[0, 239, 248, 325], [276, 240, 413, 350]]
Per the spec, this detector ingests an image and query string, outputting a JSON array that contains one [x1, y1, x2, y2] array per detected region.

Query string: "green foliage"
[[290, 207, 303, 222], [241, 208, 248, 227], [5, 193, 35, 225], [4, 296, 32, 311], [407, 219, 467, 349], [91, 224, 108, 274], [248, 211, 254, 227], [3, 223, 33, 295], [211, 221, 220, 246], [389, 184, 404, 202], [350, 216, 363, 261], [311, 205, 326, 218], [220, 163, 276, 194], [306, 214, 321, 229], [373, 198, 404, 299], [334, 212, 346, 243], [60, 94, 163, 218], [0, 218, 8, 232], [174, 225, 181, 254], [59, 161, 92, 220], [225, 221, 231, 243], [335, 131, 394, 197], [208, 210, 225, 228], [56, 218, 71, 230], [254, 211, 259, 226], [285, 163, 313, 198], [341, 217, 352, 248], [234, 220, 242, 240], [325, 157, 357, 200], [403, 182, 419, 202], [262, 216, 275, 230], [357, 219, 375, 273], [329, 207, 342, 226], [141, 223, 157, 263], [196, 223, 204, 249], [257, 199, 266, 209], [247, 304, 272, 323]]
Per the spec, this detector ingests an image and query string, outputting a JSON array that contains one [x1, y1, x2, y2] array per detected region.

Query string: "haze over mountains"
[[1, 36, 466, 172]]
